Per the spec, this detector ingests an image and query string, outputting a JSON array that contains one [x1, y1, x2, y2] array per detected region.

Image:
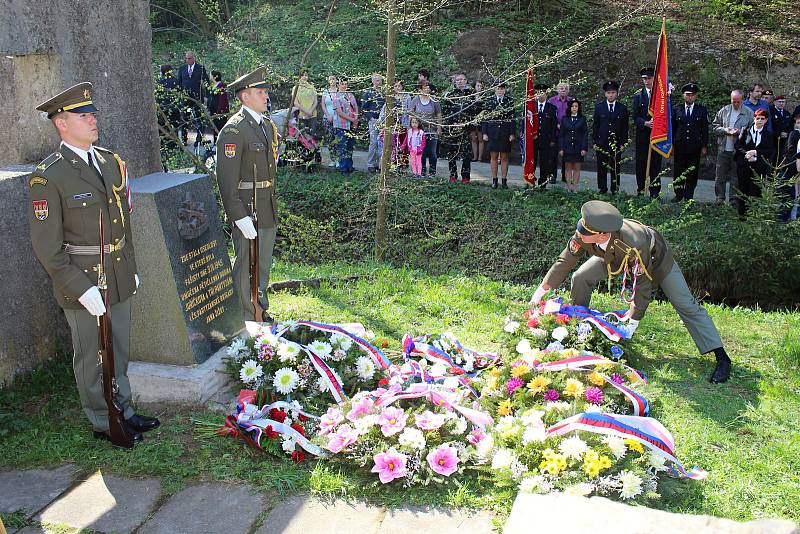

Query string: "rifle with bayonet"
[[97, 210, 135, 449], [249, 163, 267, 322]]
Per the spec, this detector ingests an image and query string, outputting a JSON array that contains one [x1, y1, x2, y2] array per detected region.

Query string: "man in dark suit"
[[771, 95, 793, 164], [592, 81, 629, 194], [533, 83, 559, 188], [632, 67, 663, 198], [177, 51, 211, 145], [671, 83, 709, 201]]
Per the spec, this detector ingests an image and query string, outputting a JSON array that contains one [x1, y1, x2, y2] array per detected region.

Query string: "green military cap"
[[576, 200, 623, 235], [36, 82, 98, 119], [229, 66, 269, 94]]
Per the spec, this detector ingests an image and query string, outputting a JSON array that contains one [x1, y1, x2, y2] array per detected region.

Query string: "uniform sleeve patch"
[[33, 200, 48, 220], [29, 176, 48, 187], [568, 237, 582, 255], [224, 144, 237, 158]]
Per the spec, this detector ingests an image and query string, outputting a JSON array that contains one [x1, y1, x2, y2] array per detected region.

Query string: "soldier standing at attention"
[[215, 67, 278, 322], [529, 200, 732, 384], [592, 81, 629, 194], [632, 68, 662, 198], [29, 83, 160, 444], [671, 83, 709, 202]]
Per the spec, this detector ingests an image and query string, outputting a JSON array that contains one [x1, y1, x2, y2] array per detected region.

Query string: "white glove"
[[626, 319, 640, 336], [135, 274, 140, 289], [235, 216, 257, 239], [78, 286, 106, 317], [528, 285, 547, 306]]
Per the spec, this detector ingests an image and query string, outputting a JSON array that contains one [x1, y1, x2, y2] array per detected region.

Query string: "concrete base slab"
[[34, 471, 161, 534], [380, 506, 496, 533], [138, 483, 263, 534], [255, 495, 385, 534], [503, 493, 798, 534], [0, 465, 75, 514], [128, 342, 233, 405]]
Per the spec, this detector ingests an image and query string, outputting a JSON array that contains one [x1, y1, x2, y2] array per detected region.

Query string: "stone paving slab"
[[504, 493, 798, 534], [34, 471, 161, 534], [138, 483, 263, 534], [255, 495, 386, 534], [379, 506, 496, 533], [0, 465, 76, 515]]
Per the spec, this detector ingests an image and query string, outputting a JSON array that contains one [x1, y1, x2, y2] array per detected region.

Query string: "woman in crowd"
[[469, 79, 485, 162], [559, 98, 587, 192], [207, 70, 230, 143], [481, 80, 515, 188], [322, 75, 339, 168], [734, 108, 775, 218], [292, 70, 318, 133], [409, 80, 442, 177]]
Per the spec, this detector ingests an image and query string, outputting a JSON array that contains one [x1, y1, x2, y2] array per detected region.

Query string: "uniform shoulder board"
[[36, 152, 62, 173], [93, 146, 114, 154], [613, 239, 634, 253]]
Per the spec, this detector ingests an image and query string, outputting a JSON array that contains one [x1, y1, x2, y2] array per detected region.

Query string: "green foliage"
[[691, 0, 755, 23], [274, 169, 800, 309]]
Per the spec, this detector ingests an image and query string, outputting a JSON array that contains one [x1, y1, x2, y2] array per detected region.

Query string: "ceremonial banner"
[[649, 18, 673, 158], [522, 68, 538, 185]]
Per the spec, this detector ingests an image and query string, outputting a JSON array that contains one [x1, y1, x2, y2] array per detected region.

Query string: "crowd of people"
[[154, 52, 800, 221]]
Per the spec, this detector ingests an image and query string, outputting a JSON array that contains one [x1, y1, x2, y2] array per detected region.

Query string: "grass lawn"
[[1, 260, 798, 525]]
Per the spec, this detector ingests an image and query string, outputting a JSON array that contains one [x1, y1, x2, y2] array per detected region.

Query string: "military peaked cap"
[[681, 82, 700, 94], [576, 200, 623, 235], [602, 80, 620, 91], [229, 66, 269, 94], [640, 67, 655, 78], [36, 82, 98, 119]]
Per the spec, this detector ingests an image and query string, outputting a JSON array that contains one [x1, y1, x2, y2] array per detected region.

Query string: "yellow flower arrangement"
[[560, 348, 580, 358], [563, 378, 585, 398], [527, 375, 552, 394], [624, 439, 644, 453], [588, 371, 606, 386], [539, 448, 568, 476], [497, 399, 514, 416], [511, 364, 531, 378], [582, 449, 613, 477]]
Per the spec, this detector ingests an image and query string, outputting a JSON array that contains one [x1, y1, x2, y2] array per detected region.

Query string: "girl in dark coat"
[[559, 99, 588, 192], [481, 81, 516, 188], [734, 108, 775, 217]]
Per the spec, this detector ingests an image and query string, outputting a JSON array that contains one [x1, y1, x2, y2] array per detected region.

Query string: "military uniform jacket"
[[215, 108, 278, 228], [632, 89, 652, 147], [535, 101, 559, 145], [29, 145, 137, 310], [542, 219, 675, 320], [592, 101, 629, 150], [672, 103, 709, 154]]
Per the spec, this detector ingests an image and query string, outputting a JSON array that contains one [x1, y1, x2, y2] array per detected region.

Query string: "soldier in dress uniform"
[[529, 200, 732, 384], [771, 95, 793, 164], [592, 81, 629, 194], [215, 67, 279, 322], [671, 83, 709, 201], [532, 83, 559, 188], [29, 82, 160, 443], [632, 67, 663, 198]]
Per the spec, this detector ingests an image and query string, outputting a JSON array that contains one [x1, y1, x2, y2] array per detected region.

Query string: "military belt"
[[63, 235, 126, 255], [238, 180, 273, 189]]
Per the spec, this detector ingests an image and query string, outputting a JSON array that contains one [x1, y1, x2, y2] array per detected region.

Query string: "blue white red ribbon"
[[371, 382, 493, 429], [547, 412, 707, 480], [556, 304, 631, 342], [294, 320, 391, 369]]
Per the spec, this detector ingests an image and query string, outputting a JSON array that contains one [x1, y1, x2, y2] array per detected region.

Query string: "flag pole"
[[646, 16, 667, 194]]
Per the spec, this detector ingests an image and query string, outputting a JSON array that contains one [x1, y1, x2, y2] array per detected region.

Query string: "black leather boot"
[[491, 178, 498, 189], [709, 348, 731, 384], [501, 178, 508, 189]]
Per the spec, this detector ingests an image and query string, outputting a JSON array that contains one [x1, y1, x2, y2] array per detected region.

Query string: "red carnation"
[[291, 423, 305, 437], [377, 377, 390, 387], [264, 425, 279, 439], [527, 316, 540, 328], [291, 450, 306, 463], [269, 408, 288, 423], [298, 413, 309, 423], [555, 313, 571, 325]]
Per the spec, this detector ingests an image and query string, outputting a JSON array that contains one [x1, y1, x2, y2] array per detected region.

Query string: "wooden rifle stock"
[[249, 164, 266, 321], [97, 210, 135, 449]]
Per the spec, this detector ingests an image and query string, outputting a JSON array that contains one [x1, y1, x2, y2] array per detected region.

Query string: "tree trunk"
[[375, 1, 397, 261], [182, 0, 215, 38]]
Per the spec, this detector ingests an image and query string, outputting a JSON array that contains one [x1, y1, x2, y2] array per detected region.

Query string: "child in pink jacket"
[[402, 116, 426, 177]]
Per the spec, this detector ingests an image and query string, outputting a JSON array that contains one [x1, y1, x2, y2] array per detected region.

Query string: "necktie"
[[188, 65, 193, 77], [686, 105, 692, 117], [539, 103, 543, 114], [609, 103, 614, 113], [87, 151, 103, 182], [754, 130, 760, 146], [260, 120, 268, 140]]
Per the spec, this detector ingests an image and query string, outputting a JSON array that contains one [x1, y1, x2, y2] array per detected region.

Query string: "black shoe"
[[709, 349, 732, 384], [548, 178, 556, 185], [671, 195, 684, 203], [126, 414, 161, 432], [94, 425, 144, 445], [491, 178, 498, 189], [598, 189, 607, 195], [501, 179, 508, 189]]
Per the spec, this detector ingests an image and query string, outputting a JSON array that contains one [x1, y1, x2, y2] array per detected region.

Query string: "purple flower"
[[585, 386, 604, 405], [426, 445, 460, 476], [543, 389, 560, 402], [506, 377, 524, 395], [378, 407, 408, 437], [610, 373, 625, 385], [371, 448, 408, 483], [258, 345, 274, 361]]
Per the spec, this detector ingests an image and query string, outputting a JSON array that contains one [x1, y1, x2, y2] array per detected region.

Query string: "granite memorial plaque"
[[130, 172, 242, 365]]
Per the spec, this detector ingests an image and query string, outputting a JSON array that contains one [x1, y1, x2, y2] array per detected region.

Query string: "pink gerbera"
[[325, 424, 357, 453], [319, 407, 344, 436], [415, 410, 445, 431], [426, 445, 460, 476], [371, 448, 408, 483], [346, 395, 375, 421], [378, 407, 408, 437], [467, 428, 486, 445]]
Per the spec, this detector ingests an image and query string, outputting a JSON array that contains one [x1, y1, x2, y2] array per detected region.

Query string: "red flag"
[[523, 68, 537, 185], [649, 18, 673, 158]]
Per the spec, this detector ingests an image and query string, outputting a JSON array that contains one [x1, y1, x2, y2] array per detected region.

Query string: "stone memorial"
[[129, 172, 243, 368]]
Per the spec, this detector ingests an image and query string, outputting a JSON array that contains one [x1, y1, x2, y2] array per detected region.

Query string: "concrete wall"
[[0, 166, 71, 386], [0, 0, 161, 180]]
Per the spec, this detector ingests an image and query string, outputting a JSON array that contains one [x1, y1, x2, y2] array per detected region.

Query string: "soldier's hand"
[[625, 319, 640, 336], [135, 274, 140, 289], [235, 216, 258, 239], [79, 286, 107, 317], [528, 285, 547, 306]]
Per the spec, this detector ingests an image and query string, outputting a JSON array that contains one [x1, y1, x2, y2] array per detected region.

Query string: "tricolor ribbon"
[[547, 412, 707, 480], [556, 304, 631, 342], [371, 382, 493, 429], [291, 320, 391, 369]]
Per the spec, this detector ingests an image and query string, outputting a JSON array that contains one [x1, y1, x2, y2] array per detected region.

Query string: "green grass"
[[1, 261, 798, 523]]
